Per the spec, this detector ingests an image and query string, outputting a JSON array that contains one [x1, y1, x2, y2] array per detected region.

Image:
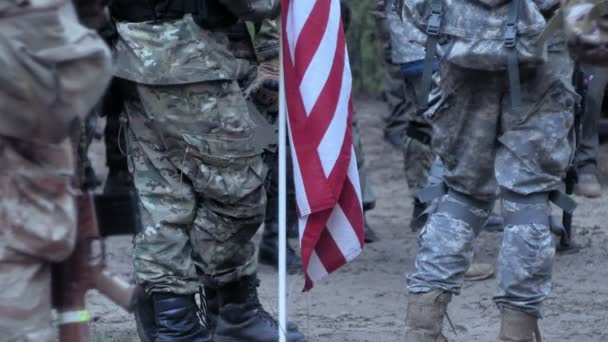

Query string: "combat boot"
[[464, 262, 495, 281], [206, 286, 300, 336], [404, 290, 452, 342], [574, 172, 602, 198], [214, 275, 305, 342], [259, 222, 302, 274], [364, 221, 379, 243], [498, 307, 540, 342], [152, 293, 212, 342]]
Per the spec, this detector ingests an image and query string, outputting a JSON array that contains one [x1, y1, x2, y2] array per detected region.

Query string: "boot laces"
[[246, 279, 278, 326]]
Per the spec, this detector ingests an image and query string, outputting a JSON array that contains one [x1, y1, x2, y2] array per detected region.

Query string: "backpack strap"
[[505, 0, 523, 109], [418, 0, 443, 109]]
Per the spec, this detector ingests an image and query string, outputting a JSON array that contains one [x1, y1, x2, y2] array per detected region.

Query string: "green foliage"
[[346, 0, 385, 97]]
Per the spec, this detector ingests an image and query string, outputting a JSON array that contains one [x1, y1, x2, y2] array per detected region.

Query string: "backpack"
[[0, 0, 111, 144], [562, 0, 608, 65], [397, 0, 548, 108]]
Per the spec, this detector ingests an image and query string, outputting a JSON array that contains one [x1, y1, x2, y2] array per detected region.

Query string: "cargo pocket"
[[2, 172, 76, 262]]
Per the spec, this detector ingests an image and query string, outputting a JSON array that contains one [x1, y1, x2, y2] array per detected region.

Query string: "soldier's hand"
[[245, 57, 280, 114]]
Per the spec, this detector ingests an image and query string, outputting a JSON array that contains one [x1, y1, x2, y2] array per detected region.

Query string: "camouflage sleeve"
[[250, 19, 280, 62], [219, 0, 280, 22]]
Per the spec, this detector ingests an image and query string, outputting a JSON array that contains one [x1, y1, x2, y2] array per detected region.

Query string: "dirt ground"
[[89, 99, 608, 342]]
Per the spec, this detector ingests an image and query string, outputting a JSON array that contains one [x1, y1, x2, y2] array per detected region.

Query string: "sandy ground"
[[88, 99, 608, 342]]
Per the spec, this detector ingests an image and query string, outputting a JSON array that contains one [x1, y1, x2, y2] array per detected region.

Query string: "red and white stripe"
[[281, 0, 365, 290]]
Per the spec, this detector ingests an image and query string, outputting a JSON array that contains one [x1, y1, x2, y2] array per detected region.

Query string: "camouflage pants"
[[124, 80, 267, 294], [400, 74, 435, 196], [408, 54, 576, 315], [576, 65, 608, 170], [352, 119, 377, 210], [0, 139, 77, 341]]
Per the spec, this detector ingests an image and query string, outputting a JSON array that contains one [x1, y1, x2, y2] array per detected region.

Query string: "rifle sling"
[[505, 0, 523, 110], [419, 0, 443, 109]]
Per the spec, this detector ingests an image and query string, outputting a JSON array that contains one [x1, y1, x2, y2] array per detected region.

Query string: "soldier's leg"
[[0, 140, 77, 342], [353, 119, 379, 242], [400, 74, 435, 231], [574, 65, 608, 197], [135, 81, 303, 342], [494, 56, 576, 316], [259, 145, 302, 272], [123, 83, 208, 341], [405, 64, 501, 341]]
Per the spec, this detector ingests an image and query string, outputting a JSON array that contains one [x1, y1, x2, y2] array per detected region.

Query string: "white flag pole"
[[277, 16, 288, 342]]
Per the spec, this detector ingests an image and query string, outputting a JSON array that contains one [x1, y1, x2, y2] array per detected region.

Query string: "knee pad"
[[418, 182, 493, 233], [436, 189, 493, 233], [500, 188, 576, 232]]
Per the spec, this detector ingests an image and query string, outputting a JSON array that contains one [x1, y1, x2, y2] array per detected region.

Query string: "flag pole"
[[277, 16, 288, 342]]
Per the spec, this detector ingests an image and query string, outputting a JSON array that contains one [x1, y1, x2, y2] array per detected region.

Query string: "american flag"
[[281, 0, 365, 290]]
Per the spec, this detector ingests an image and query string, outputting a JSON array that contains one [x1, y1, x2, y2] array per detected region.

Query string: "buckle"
[[426, 2, 442, 35], [426, 12, 441, 35], [504, 24, 517, 47]]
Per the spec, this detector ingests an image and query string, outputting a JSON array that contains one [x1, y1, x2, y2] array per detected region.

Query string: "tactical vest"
[[397, 0, 548, 108], [110, 0, 237, 29]]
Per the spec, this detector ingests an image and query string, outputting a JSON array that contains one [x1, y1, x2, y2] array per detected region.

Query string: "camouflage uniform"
[[407, 44, 576, 315], [0, 0, 111, 340], [576, 65, 607, 171], [113, 16, 268, 294], [0, 140, 77, 342], [375, 1, 437, 199]]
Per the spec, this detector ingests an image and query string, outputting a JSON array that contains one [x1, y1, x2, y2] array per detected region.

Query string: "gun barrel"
[[95, 270, 137, 312]]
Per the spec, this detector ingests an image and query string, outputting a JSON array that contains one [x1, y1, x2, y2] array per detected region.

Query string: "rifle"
[[558, 63, 587, 253], [52, 118, 137, 342]]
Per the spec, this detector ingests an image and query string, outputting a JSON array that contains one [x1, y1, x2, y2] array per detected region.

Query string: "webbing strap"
[[533, 9, 563, 47], [437, 200, 488, 230], [503, 207, 550, 227], [503, 208, 565, 236], [419, 0, 443, 109], [417, 182, 447, 203], [505, 0, 523, 109], [501, 188, 577, 214]]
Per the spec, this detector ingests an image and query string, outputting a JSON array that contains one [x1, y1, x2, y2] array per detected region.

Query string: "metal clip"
[[504, 24, 517, 48]]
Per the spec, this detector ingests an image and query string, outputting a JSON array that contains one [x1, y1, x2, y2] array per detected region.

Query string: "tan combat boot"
[[404, 290, 452, 342], [464, 262, 495, 281], [498, 306, 539, 342]]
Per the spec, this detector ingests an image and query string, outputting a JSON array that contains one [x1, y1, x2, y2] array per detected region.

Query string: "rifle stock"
[[53, 193, 136, 342]]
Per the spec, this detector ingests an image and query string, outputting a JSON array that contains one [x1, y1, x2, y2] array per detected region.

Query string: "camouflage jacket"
[[388, 10, 426, 65], [113, 15, 238, 85]]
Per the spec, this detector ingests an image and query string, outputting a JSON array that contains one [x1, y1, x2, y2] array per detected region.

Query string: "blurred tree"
[[345, 0, 385, 97]]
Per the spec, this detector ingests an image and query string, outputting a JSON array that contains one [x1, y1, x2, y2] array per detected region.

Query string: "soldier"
[[0, 0, 112, 340], [373, 0, 437, 232], [220, 19, 304, 272], [401, 0, 577, 339], [108, 1, 304, 341], [574, 65, 607, 198]]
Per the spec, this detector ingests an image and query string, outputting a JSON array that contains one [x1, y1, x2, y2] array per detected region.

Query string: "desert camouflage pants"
[[0, 139, 76, 342], [123, 80, 267, 294], [408, 53, 576, 316]]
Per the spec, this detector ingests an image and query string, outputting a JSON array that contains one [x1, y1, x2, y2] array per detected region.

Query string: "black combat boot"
[[259, 222, 302, 274], [214, 275, 305, 342], [205, 286, 300, 337], [410, 199, 429, 232], [152, 293, 212, 342]]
